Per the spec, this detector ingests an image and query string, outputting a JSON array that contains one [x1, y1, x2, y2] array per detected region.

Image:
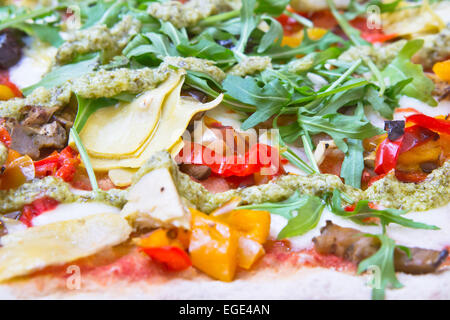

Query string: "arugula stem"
[[98, 0, 126, 26], [70, 129, 99, 193], [340, 191, 355, 204], [364, 58, 386, 96], [290, 79, 368, 106], [326, 0, 385, 96], [326, 58, 362, 91], [300, 130, 320, 173], [198, 9, 240, 27], [282, 147, 315, 174], [326, 0, 365, 46], [283, 10, 313, 28], [0, 5, 65, 30]]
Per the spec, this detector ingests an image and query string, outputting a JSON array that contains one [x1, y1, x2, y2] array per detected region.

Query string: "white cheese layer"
[[32, 202, 120, 227], [270, 203, 450, 251], [9, 38, 56, 89]]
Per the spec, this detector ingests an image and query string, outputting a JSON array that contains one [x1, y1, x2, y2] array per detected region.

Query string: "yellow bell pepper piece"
[[213, 209, 270, 270], [214, 209, 271, 244], [0, 85, 15, 101], [397, 139, 442, 172], [189, 208, 239, 282], [432, 60, 450, 82]]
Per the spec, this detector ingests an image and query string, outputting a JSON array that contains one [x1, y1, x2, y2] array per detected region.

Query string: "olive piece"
[[384, 120, 405, 141], [0, 29, 23, 69]]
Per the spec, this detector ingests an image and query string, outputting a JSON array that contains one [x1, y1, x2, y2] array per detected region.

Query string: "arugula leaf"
[[223, 75, 291, 130], [257, 15, 283, 53], [238, 191, 309, 219], [329, 190, 439, 231], [22, 53, 99, 96], [277, 195, 324, 239], [177, 37, 235, 64], [326, 0, 367, 46], [263, 31, 344, 61], [30, 23, 64, 47], [144, 32, 179, 58], [357, 234, 403, 300], [80, 0, 126, 29], [341, 138, 364, 188], [160, 21, 188, 46], [73, 95, 118, 132], [381, 40, 437, 106], [238, 191, 325, 239], [315, 80, 367, 116], [255, 0, 290, 16], [297, 106, 383, 153], [235, 0, 259, 54]]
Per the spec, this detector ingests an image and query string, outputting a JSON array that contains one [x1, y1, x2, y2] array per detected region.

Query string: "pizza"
[[0, 0, 449, 300]]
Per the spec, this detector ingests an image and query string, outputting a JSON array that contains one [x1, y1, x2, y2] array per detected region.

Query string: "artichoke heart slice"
[[80, 71, 183, 158], [0, 213, 131, 282], [89, 78, 224, 170]]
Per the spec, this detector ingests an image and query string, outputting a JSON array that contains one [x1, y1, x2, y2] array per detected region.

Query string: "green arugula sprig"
[[238, 191, 325, 239], [328, 190, 439, 232], [357, 234, 409, 300], [69, 93, 120, 193]]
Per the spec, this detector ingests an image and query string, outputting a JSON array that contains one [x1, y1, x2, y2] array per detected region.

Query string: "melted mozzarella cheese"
[[9, 38, 56, 89], [270, 203, 450, 251], [32, 202, 120, 227]]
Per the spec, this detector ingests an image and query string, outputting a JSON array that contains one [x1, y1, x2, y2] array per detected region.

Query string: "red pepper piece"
[[140, 246, 192, 271], [406, 114, 450, 135], [374, 136, 403, 175], [19, 197, 59, 227], [0, 126, 11, 147], [374, 124, 438, 175], [34, 147, 80, 182], [360, 32, 398, 44], [34, 152, 59, 178], [179, 143, 282, 178]]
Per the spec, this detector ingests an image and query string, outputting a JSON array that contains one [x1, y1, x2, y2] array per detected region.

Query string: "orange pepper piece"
[[0, 152, 35, 190], [189, 208, 239, 282], [0, 85, 15, 101], [214, 209, 271, 244], [432, 60, 450, 82], [212, 209, 270, 270]]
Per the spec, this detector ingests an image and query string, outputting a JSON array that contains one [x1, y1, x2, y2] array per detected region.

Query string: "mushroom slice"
[[313, 221, 448, 275]]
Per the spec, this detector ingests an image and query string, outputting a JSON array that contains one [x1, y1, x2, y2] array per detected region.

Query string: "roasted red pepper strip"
[[360, 32, 398, 44], [140, 246, 192, 271], [349, 17, 397, 44], [34, 147, 80, 182], [0, 126, 11, 147], [374, 136, 403, 175], [179, 143, 281, 177], [34, 152, 59, 177], [20, 197, 59, 227], [406, 114, 450, 135]]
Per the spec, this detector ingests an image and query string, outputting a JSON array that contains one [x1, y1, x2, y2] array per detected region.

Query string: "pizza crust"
[[0, 265, 449, 300]]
